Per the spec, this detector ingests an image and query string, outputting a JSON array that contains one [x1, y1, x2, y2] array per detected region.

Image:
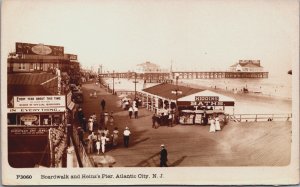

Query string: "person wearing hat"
[[160, 144, 168, 167], [123, 127, 131, 147]]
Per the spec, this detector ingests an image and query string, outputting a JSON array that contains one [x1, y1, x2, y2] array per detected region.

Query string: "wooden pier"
[[99, 71, 268, 80]]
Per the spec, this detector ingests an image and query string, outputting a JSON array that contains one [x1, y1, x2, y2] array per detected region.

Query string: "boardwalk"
[[80, 82, 291, 167]]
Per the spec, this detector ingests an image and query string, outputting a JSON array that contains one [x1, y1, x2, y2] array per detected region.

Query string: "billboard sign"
[[13, 96, 66, 108], [16, 42, 64, 56]]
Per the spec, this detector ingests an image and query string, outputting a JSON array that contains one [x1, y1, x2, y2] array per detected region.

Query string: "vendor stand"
[[177, 90, 234, 125]]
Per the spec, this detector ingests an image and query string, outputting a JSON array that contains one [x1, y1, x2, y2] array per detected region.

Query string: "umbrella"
[[93, 155, 116, 167]]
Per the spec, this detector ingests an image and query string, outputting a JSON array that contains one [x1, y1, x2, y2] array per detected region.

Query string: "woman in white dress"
[[215, 115, 221, 131], [209, 116, 216, 133]]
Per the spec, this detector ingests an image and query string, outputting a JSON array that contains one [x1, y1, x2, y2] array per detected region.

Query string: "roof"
[[7, 73, 59, 105], [142, 83, 203, 100], [8, 73, 57, 85]]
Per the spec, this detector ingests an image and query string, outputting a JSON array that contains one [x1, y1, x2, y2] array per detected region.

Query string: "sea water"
[[181, 73, 292, 100]]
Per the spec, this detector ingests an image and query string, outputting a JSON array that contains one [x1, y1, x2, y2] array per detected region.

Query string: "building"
[[6, 42, 80, 168], [139, 83, 235, 125], [8, 42, 81, 84], [136, 61, 161, 73], [228, 60, 264, 72]]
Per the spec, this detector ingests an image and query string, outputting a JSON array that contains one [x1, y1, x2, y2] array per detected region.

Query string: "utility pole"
[[171, 74, 182, 124], [133, 72, 139, 99], [112, 70, 115, 95]]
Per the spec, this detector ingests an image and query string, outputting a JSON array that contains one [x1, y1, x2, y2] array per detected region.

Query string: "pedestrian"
[[101, 99, 106, 111], [134, 107, 138, 119], [77, 127, 85, 145], [215, 115, 221, 131], [103, 127, 109, 137], [100, 133, 109, 153], [152, 114, 156, 128], [82, 117, 87, 132], [128, 106, 133, 119], [202, 111, 208, 125], [88, 117, 94, 133], [109, 112, 114, 126], [123, 126, 131, 147], [87, 132, 94, 153], [96, 139, 101, 154], [102, 112, 109, 126], [112, 127, 119, 146], [209, 116, 216, 133], [77, 108, 84, 123], [168, 112, 173, 127], [160, 144, 168, 167]]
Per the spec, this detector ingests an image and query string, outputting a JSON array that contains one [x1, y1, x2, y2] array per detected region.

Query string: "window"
[[18, 63, 25, 70]]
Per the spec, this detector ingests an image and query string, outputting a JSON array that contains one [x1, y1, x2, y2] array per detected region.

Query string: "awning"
[[67, 101, 75, 111]]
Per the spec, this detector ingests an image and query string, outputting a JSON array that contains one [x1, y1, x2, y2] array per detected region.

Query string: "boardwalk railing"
[[229, 113, 292, 122], [72, 126, 95, 167]]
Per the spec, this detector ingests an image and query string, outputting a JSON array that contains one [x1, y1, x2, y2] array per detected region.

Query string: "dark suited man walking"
[[160, 144, 168, 167]]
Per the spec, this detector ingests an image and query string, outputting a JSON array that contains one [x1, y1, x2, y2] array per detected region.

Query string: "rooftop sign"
[[16, 42, 64, 56]]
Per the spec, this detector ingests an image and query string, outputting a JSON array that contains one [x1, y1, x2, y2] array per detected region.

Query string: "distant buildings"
[[229, 60, 264, 72], [135, 61, 168, 73]]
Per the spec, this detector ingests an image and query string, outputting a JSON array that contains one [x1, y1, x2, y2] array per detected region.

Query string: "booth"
[[177, 90, 234, 125]]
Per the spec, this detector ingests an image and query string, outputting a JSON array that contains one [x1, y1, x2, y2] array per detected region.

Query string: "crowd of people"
[[76, 99, 133, 155]]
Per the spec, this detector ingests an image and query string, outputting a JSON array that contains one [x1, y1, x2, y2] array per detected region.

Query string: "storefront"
[[177, 90, 235, 125], [7, 95, 67, 168], [141, 84, 234, 125]]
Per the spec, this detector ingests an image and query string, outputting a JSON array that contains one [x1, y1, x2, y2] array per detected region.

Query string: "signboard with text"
[[16, 42, 64, 56], [195, 96, 219, 102], [177, 101, 234, 106], [13, 96, 66, 108], [8, 107, 66, 113], [8, 126, 50, 136]]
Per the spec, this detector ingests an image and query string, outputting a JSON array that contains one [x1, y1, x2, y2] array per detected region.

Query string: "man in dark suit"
[[160, 144, 168, 167]]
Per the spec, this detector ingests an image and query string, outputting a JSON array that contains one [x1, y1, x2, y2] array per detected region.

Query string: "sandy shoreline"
[[103, 78, 292, 114]]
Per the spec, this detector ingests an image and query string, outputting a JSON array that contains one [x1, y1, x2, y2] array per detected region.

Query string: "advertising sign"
[[8, 126, 50, 136], [66, 54, 77, 60], [8, 107, 66, 113], [16, 42, 64, 56], [195, 96, 219, 102], [177, 101, 234, 106], [13, 96, 66, 108]]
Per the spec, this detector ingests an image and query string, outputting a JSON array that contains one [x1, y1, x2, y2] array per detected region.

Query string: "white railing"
[[229, 113, 292, 122]]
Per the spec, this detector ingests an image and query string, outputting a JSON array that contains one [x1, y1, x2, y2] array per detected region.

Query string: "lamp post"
[[133, 72, 139, 99], [112, 70, 115, 95], [171, 75, 182, 124]]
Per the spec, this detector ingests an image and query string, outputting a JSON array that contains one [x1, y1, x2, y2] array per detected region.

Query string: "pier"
[[99, 71, 268, 80]]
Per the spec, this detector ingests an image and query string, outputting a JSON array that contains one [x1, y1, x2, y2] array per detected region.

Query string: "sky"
[[2, 0, 299, 76]]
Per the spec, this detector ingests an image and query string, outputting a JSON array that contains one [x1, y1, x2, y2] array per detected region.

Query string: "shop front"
[[177, 90, 235, 125], [7, 95, 67, 168]]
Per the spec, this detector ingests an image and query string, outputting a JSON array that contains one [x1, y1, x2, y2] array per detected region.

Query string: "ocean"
[[104, 73, 292, 100]]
